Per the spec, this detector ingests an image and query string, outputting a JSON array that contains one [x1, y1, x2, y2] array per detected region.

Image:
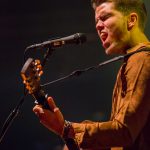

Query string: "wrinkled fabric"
[[71, 43, 150, 150]]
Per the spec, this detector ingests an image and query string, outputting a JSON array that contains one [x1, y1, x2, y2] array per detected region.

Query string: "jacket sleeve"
[[71, 52, 150, 149]]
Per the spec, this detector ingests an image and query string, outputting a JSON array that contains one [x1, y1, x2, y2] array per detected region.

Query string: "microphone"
[[26, 33, 87, 50]]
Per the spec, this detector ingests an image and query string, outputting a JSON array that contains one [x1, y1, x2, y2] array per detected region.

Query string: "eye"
[[95, 13, 111, 24], [100, 14, 111, 21]]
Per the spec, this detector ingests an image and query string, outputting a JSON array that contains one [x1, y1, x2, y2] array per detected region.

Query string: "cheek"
[[104, 20, 117, 36], [107, 16, 125, 29], [107, 21, 126, 39]]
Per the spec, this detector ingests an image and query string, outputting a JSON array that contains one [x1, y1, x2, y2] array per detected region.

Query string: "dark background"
[[0, 0, 150, 150]]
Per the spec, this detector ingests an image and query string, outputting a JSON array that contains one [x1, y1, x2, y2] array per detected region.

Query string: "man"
[[33, 0, 150, 149]]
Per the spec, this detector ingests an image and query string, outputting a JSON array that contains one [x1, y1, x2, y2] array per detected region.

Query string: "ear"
[[127, 13, 138, 30]]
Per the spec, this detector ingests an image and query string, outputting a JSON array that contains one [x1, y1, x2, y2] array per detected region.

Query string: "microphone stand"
[[0, 47, 54, 144], [0, 94, 26, 143]]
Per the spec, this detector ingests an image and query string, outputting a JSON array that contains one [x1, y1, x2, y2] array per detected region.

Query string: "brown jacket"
[[64, 43, 150, 150]]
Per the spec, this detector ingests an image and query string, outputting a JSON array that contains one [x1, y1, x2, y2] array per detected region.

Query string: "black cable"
[[41, 55, 124, 87], [41, 48, 150, 88]]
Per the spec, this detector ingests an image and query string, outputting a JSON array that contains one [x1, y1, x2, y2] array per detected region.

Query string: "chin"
[[104, 42, 126, 55], [105, 47, 116, 55], [105, 50, 111, 55], [103, 42, 115, 55]]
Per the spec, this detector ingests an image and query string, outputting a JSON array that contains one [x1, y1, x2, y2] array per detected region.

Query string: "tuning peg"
[[37, 64, 42, 70], [36, 67, 40, 71], [38, 70, 43, 77], [34, 60, 41, 66], [23, 80, 30, 86], [23, 80, 26, 84], [29, 90, 33, 94]]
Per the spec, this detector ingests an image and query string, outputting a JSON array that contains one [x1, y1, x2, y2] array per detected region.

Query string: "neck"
[[130, 28, 149, 45], [126, 28, 149, 53]]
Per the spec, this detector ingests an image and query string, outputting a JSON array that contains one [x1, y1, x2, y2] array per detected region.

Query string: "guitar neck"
[[32, 89, 51, 110]]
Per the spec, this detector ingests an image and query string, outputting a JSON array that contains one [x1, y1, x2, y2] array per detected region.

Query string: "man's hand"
[[33, 97, 65, 136]]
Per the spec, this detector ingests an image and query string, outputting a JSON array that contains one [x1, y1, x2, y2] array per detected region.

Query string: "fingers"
[[32, 97, 64, 136], [47, 97, 60, 113], [47, 97, 56, 109], [33, 96, 59, 115]]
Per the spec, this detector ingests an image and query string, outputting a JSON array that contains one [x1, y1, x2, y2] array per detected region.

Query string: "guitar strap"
[[64, 138, 80, 150]]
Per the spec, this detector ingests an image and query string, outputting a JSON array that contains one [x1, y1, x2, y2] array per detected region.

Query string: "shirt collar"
[[127, 42, 150, 54]]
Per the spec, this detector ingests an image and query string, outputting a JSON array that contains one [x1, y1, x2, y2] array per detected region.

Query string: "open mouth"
[[100, 32, 110, 49], [100, 32, 108, 42]]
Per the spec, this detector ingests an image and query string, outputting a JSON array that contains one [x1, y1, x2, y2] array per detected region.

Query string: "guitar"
[[21, 58, 50, 109], [21, 58, 80, 150]]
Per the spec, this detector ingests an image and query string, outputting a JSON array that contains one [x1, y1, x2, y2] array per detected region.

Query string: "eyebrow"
[[95, 12, 112, 23]]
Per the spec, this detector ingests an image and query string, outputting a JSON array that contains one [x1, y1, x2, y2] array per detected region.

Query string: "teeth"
[[101, 32, 107, 37], [100, 32, 107, 41], [101, 33, 106, 36]]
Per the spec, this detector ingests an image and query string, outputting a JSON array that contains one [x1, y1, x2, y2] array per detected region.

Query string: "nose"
[[96, 20, 104, 32]]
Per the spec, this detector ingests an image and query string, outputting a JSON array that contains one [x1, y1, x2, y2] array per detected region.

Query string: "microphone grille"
[[75, 33, 87, 44]]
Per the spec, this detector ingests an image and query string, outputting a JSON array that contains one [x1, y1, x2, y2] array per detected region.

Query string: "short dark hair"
[[91, 0, 147, 31]]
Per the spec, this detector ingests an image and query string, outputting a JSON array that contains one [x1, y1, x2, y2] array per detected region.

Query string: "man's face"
[[95, 2, 130, 55]]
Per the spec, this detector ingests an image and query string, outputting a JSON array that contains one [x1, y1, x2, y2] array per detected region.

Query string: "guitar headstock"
[[21, 58, 43, 95]]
